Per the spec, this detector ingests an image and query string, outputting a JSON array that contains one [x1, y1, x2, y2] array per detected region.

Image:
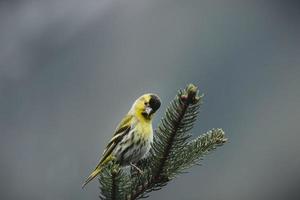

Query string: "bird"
[[82, 93, 161, 188]]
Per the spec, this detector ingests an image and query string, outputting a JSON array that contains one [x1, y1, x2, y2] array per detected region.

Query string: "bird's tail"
[[82, 155, 114, 189], [82, 167, 103, 189]]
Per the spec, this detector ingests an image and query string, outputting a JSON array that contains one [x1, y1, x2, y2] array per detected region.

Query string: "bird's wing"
[[96, 114, 133, 168], [113, 113, 134, 136]]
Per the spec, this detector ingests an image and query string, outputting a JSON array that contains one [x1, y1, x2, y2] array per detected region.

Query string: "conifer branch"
[[97, 84, 228, 200], [168, 128, 227, 174], [154, 84, 201, 179], [99, 163, 130, 200]]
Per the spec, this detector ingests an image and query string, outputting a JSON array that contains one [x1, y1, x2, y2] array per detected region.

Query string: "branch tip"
[[180, 83, 202, 104]]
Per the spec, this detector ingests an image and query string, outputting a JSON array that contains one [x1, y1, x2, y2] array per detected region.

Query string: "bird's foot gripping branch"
[[98, 84, 227, 200]]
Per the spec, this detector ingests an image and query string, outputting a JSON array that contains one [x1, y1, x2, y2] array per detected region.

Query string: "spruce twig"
[[160, 85, 200, 172], [154, 85, 195, 178], [168, 128, 227, 174], [99, 163, 130, 200]]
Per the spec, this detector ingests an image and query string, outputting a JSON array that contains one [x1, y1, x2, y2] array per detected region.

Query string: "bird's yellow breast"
[[134, 118, 153, 139]]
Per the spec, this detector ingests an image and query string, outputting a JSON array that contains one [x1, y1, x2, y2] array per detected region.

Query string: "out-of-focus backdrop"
[[1, 0, 300, 200]]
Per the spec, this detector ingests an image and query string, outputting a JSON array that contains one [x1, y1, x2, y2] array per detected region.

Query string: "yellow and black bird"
[[82, 94, 161, 188]]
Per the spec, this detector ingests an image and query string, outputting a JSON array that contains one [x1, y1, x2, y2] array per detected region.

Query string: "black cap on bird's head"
[[140, 94, 161, 119], [149, 94, 161, 115]]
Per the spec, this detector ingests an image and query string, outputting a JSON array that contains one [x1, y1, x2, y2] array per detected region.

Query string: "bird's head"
[[131, 93, 161, 121]]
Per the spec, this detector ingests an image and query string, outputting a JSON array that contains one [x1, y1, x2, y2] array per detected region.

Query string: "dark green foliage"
[[98, 84, 228, 200], [99, 163, 130, 200], [168, 128, 227, 175]]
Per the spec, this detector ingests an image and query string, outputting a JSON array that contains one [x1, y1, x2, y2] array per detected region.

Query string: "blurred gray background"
[[1, 0, 300, 200]]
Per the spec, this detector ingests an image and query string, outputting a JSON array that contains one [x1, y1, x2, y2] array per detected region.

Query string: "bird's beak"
[[145, 107, 152, 115]]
